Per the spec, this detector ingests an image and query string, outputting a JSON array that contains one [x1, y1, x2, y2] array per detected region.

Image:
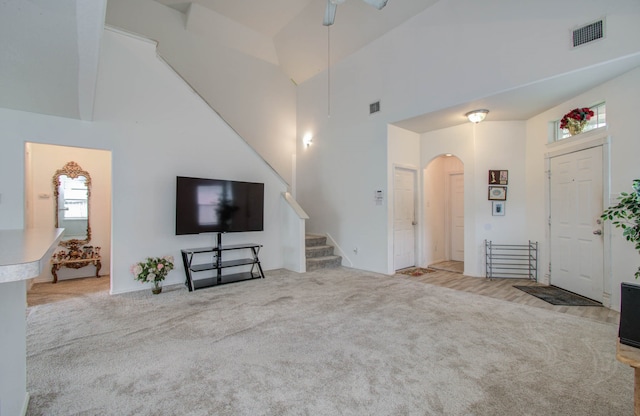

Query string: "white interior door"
[[394, 167, 416, 270], [550, 146, 604, 301], [449, 173, 464, 262]]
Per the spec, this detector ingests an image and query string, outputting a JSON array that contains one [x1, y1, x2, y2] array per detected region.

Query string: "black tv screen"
[[176, 176, 264, 235]]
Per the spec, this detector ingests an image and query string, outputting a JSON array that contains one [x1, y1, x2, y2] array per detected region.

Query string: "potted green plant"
[[601, 179, 640, 279], [603, 179, 640, 348]]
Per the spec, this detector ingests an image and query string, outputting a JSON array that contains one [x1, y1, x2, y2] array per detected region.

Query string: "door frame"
[[544, 133, 611, 307], [391, 164, 420, 272], [445, 170, 464, 261]]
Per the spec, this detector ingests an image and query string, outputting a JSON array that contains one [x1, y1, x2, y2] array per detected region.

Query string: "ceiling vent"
[[370, 101, 381, 114], [572, 19, 604, 48]]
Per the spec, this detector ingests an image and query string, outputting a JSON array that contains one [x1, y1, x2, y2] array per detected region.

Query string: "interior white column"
[[0, 228, 63, 416]]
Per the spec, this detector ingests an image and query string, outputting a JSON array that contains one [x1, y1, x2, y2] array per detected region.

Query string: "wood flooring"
[[27, 275, 110, 307], [401, 261, 620, 325]]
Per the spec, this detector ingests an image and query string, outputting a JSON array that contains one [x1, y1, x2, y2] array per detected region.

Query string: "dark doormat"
[[513, 285, 603, 306]]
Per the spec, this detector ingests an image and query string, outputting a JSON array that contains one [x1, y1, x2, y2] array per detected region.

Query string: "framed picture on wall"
[[492, 201, 505, 216], [489, 170, 508, 185], [488, 186, 507, 200]]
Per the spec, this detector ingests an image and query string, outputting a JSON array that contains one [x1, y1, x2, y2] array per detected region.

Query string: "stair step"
[[305, 245, 335, 258], [306, 255, 342, 271], [305, 234, 327, 247]]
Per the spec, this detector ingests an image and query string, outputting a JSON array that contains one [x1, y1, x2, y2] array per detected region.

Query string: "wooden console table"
[[51, 257, 101, 283], [50, 244, 101, 283], [616, 339, 640, 415]]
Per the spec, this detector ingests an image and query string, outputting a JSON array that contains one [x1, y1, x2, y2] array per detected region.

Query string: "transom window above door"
[[552, 102, 606, 141]]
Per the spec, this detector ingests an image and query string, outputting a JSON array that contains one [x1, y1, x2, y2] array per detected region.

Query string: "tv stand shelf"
[[181, 243, 265, 291]]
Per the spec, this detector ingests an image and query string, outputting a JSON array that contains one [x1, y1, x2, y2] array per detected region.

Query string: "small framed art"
[[488, 186, 507, 200], [492, 201, 505, 216], [488, 170, 508, 185]]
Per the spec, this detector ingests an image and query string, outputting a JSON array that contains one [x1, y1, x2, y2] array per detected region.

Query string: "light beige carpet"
[[26, 267, 632, 415]]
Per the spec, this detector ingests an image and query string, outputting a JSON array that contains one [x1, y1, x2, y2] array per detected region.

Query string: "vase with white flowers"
[[131, 255, 175, 294]]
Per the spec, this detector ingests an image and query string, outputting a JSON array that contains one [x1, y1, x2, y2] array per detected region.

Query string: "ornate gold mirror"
[[53, 161, 92, 247]]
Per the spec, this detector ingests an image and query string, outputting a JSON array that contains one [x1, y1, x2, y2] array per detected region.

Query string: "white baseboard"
[[325, 233, 352, 267], [21, 392, 30, 416]]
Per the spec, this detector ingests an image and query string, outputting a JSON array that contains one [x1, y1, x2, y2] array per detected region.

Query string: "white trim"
[[546, 126, 607, 154], [445, 170, 464, 262], [104, 25, 159, 46], [391, 164, 419, 272], [21, 392, 30, 416], [326, 233, 353, 267], [282, 192, 309, 219]]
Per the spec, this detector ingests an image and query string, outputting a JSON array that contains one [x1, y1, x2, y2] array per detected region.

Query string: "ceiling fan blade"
[[323, 0, 337, 26], [362, 0, 388, 10]]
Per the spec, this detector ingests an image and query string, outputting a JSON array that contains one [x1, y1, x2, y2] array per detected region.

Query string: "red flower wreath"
[[560, 107, 595, 129]]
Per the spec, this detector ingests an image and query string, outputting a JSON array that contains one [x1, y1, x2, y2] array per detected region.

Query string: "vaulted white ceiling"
[[156, 0, 316, 37], [1, 0, 439, 120], [154, 0, 440, 84], [0, 0, 106, 120], [2, 0, 640, 131], [152, 0, 640, 132]]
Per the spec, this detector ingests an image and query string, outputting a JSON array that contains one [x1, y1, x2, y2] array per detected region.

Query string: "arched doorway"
[[423, 154, 464, 273]]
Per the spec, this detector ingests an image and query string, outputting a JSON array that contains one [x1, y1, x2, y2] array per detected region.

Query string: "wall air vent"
[[369, 101, 381, 114], [572, 19, 604, 48]]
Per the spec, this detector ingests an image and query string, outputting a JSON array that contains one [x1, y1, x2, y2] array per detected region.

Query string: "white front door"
[[394, 167, 416, 270], [449, 173, 464, 262], [550, 146, 604, 301]]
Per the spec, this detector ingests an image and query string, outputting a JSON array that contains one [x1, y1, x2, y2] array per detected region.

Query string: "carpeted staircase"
[[305, 234, 342, 271]]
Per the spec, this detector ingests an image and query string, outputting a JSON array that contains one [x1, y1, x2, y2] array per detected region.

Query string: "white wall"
[[526, 66, 640, 311], [0, 28, 289, 294], [296, 0, 640, 276], [106, 0, 297, 186], [280, 193, 309, 273], [25, 143, 112, 281], [419, 122, 527, 277], [296, 94, 389, 273]]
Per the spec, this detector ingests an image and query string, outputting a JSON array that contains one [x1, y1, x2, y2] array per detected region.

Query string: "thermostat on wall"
[[374, 190, 384, 205]]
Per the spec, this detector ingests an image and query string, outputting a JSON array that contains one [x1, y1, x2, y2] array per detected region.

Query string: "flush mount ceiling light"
[[465, 109, 489, 123]]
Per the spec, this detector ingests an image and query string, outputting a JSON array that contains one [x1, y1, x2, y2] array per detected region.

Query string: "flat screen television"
[[176, 176, 264, 235]]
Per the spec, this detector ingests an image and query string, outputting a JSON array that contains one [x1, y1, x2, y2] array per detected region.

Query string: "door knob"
[[593, 230, 602, 235]]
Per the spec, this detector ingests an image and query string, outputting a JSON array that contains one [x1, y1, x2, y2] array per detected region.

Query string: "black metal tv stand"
[[181, 233, 264, 291]]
